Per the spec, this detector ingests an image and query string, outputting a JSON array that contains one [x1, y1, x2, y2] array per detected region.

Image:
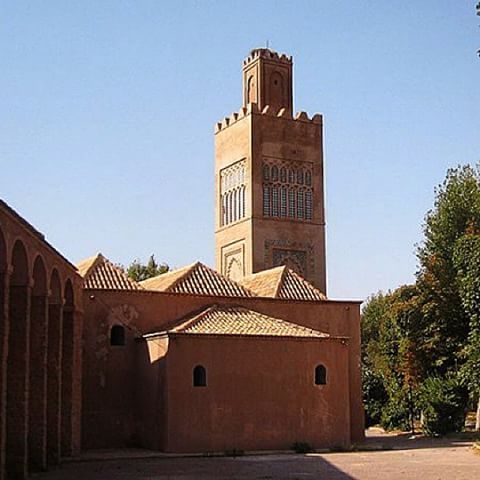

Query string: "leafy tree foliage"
[[362, 165, 480, 433], [361, 287, 423, 430], [416, 165, 480, 375], [126, 254, 169, 282], [454, 233, 480, 429]]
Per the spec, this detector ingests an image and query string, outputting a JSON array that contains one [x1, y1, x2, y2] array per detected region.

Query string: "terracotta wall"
[[163, 334, 350, 452], [0, 202, 83, 480], [81, 289, 364, 450]]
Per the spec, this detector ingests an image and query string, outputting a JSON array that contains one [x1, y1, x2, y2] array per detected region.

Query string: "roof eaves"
[[0, 199, 79, 272]]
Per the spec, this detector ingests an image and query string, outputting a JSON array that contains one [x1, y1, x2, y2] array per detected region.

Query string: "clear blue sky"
[[1, 1, 479, 299]]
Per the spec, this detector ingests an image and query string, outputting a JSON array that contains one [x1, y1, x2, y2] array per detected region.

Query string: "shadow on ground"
[[361, 428, 477, 452], [34, 454, 358, 480]]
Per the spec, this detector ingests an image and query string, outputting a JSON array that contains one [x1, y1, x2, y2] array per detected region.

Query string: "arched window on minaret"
[[280, 186, 287, 218], [305, 190, 313, 221], [263, 185, 271, 216], [232, 189, 237, 222], [263, 164, 270, 181], [240, 186, 245, 218], [222, 193, 227, 226], [247, 75, 256, 104], [272, 186, 279, 217], [288, 188, 296, 218], [271, 166, 279, 182], [297, 190, 304, 219]]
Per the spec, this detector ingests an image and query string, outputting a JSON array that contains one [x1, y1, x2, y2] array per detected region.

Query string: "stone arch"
[[6, 240, 30, 478], [47, 269, 62, 465], [29, 255, 49, 470], [226, 257, 242, 282], [61, 279, 75, 456], [247, 75, 256, 104]]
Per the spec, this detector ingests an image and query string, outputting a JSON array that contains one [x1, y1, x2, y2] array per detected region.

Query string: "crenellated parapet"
[[243, 48, 292, 67], [215, 103, 322, 134]]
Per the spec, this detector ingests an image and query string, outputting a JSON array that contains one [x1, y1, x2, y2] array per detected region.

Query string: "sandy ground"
[[32, 433, 480, 480]]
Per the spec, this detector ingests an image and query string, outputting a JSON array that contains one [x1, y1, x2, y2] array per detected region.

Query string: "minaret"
[[214, 48, 326, 294]]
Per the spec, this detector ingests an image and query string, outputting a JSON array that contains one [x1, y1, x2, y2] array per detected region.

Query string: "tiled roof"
[[164, 305, 329, 338], [140, 262, 253, 297], [76, 253, 143, 290], [240, 266, 327, 301]]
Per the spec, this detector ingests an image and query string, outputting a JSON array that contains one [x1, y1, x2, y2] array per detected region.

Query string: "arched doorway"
[[6, 240, 30, 479], [47, 269, 62, 465], [29, 255, 48, 470], [61, 279, 74, 457]]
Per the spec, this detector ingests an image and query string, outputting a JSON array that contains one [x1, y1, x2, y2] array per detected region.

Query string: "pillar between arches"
[[6, 282, 32, 480], [29, 291, 49, 471], [61, 305, 74, 458], [47, 302, 63, 466], [0, 266, 11, 480]]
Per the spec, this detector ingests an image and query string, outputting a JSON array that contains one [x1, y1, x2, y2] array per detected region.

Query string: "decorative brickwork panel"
[[265, 239, 315, 278], [220, 160, 246, 227], [223, 249, 244, 282], [262, 158, 313, 221], [272, 249, 307, 277]]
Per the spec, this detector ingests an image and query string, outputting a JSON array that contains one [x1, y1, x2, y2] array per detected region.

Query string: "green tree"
[[127, 254, 169, 282], [416, 165, 480, 376], [361, 287, 424, 430], [361, 292, 391, 426], [454, 232, 480, 430]]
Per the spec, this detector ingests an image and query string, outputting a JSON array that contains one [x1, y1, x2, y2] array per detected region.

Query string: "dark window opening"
[[315, 364, 327, 385], [110, 325, 126, 346], [193, 365, 207, 387]]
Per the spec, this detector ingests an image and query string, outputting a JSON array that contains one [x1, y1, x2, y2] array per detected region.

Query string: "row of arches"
[[263, 164, 313, 187], [0, 229, 78, 479]]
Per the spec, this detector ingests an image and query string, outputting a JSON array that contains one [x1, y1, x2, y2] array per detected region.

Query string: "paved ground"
[[33, 434, 480, 480]]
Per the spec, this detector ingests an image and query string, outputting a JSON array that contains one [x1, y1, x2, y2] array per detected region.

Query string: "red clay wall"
[[81, 299, 138, 449], [163, 334, 350, 453], [81, 289, 364, 449], [0, 201, 83, 479]]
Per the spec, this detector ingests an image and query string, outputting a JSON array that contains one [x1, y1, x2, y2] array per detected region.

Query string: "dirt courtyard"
[[33, 434, 480, 480]]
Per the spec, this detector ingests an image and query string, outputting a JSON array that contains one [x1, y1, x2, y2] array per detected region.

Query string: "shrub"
[[420, 376, 466, 436], [379, 383, 413, 431], [362, 366, 388, 427], [380, 397, 411, 431]]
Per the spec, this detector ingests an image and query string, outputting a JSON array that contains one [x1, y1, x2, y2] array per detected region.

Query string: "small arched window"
[[288, 169, 295, 184], [263, 164, 270, 181], [315, 364, 327, 385], [305, 170, 312, 186], [193, 365, 207, 387], [271, 165, 279, 182], [297, 169, 304, 185], [110, 325, 126, 346]]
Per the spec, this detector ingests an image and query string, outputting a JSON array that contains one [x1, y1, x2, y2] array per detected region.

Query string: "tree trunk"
[[476, 394, 480, 432]]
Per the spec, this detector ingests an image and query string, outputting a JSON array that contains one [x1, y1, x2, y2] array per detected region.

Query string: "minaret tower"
[[214, 48, 326, 293]]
